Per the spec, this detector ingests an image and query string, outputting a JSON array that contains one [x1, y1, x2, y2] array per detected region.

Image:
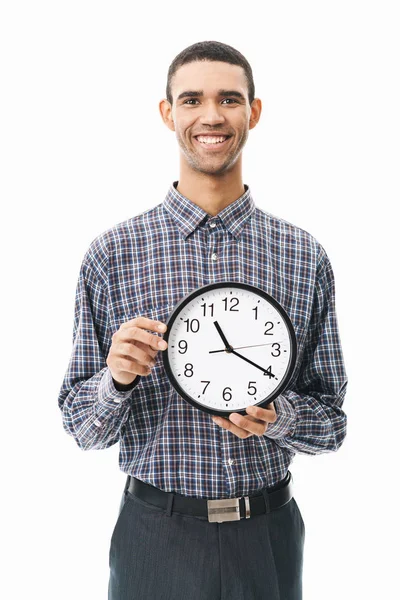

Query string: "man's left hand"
[[211, 403, 277, 439]]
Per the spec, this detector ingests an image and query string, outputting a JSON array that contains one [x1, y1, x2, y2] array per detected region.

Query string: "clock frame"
[[162, 282, 297, 416]]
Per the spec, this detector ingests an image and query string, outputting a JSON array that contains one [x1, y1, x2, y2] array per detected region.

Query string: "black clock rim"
[[162, 281, 297, 417]]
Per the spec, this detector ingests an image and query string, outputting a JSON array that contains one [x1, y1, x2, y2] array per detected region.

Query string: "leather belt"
[[127, 471, 293, 523]]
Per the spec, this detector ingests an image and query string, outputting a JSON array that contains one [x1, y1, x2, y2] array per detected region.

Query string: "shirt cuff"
[[263, 394, 297, 439], [96, 368, 141, 412]]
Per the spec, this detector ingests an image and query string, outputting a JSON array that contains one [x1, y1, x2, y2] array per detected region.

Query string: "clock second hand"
[[209, 341, 283, 354]]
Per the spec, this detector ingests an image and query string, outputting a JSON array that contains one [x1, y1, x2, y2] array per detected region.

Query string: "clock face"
[[162, 282, 297, 416]]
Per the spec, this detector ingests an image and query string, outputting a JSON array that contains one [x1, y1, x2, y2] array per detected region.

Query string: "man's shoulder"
[[83, 203, 163, 269], [254, 205, 324, 257]]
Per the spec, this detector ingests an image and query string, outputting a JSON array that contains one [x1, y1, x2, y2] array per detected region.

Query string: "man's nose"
[[199, 102, 226, 126]]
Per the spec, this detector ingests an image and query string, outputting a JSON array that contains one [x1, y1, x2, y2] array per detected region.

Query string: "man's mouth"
[[194, 135, 231, 149]]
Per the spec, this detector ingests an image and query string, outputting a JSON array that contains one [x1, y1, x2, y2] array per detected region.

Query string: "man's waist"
[[126, 471, 293, 523]]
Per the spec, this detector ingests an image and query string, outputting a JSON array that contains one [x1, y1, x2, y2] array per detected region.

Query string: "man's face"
[[165, 61, 259, 176]]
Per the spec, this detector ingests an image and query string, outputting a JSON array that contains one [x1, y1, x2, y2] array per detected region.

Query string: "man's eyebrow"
[[176, 89, 246, 101], [218, 90, 246, 100], [177, 91, 203, 101]]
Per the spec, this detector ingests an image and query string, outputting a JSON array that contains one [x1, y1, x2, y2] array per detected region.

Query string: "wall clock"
[[162, 282, 297, 416]]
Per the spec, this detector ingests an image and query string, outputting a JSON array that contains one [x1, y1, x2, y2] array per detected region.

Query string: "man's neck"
[[176, 166, 245, 217]]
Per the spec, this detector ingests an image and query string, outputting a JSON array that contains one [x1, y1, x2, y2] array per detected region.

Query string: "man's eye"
[[222, 98, 238, 104], [184, 99, 199, 105]]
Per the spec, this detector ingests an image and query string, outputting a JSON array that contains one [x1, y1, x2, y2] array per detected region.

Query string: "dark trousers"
[[108, 482, 305, 600]]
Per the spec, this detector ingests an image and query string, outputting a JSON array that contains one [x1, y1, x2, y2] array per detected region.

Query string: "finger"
[[135, 341, 158, 360], [246, 403, 277, 423], [111, 358, 153, 377], [229, 413, 268, 436], [117, 342, 157, 367], [211, 415, 255, 439], [120, 317, 167, 334], [115, 325, 168, 352]]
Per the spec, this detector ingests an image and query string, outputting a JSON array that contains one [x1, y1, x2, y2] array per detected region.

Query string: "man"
[[58, 41, 347, 600]]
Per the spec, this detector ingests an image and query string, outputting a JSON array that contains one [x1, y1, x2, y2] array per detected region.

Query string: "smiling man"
[[58, 41, 348, 600], [161, 59, 259, 215]]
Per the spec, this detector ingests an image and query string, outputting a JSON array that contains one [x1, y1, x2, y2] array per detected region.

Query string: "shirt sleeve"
[[263, 246, 348, 454], [58, 251, 141, 451]]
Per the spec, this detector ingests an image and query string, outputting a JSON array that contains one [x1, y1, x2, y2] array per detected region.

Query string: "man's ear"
[[249, 98, 262, 130], [159, 99, 175, 132]]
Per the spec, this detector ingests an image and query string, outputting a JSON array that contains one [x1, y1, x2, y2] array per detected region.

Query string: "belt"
[[127, 471, 293, 523]]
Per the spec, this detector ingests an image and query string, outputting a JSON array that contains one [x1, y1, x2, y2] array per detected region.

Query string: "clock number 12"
[[222, 297, 239, 311]]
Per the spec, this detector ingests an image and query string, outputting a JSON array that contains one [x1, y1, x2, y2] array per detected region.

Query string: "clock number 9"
[[222, 387, 232, 401], [178, 340, 188, 354]]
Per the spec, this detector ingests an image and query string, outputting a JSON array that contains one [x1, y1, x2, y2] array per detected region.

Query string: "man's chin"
[[188, 156, 235, 176]]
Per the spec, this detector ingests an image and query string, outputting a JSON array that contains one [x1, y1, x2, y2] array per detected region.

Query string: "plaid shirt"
[[58, 182, 347, 499]]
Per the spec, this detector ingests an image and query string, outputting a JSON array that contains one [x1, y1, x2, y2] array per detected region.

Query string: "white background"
[[1, 1, 399, 598]]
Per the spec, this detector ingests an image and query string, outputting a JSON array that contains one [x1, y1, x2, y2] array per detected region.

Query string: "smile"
[[194, 135, 231, 150]]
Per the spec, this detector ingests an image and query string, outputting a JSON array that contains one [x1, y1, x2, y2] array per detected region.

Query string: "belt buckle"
[[207, 497, 250, 523]]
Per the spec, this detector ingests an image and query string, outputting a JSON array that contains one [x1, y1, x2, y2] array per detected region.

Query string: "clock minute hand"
[[231, 349, 274, 376], [213, 321, 233, 352]]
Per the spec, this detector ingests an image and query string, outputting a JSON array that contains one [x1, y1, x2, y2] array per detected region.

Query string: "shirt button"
[[211, 253, 218, 261], [209, 221, 217, 228], [226, 458, 235, 466]]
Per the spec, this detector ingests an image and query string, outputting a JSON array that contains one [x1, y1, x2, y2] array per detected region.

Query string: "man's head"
[[165, 41, 255, 107], [160, 41, 261, 177]]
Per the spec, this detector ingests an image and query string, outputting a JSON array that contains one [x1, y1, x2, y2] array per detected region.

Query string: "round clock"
[[162, 282, 297, 417]]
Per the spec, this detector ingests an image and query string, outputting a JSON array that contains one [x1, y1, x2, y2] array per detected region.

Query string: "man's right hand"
[[106, 317, 168, 386]]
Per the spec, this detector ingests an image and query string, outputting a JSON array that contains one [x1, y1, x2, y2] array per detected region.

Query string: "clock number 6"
[[223, 387, 232, 401]]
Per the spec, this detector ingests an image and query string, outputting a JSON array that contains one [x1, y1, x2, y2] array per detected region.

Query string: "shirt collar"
[[163, 181, 256, 240]]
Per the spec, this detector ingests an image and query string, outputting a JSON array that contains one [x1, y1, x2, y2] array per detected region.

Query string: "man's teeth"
[[196, 136, 228, 144]]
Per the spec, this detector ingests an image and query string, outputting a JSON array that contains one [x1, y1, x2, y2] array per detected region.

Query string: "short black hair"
[[166, 41, 255, 105]]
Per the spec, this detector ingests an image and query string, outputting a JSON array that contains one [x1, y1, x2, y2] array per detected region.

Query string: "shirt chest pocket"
[[110, 303, 174, 332]]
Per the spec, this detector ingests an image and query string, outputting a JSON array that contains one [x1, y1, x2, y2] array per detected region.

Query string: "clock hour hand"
[[231, 349, 275, 377], [213, 321, 233, 352]]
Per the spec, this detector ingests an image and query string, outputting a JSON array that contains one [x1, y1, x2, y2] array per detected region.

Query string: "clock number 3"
[[271, 343, 281, 357]]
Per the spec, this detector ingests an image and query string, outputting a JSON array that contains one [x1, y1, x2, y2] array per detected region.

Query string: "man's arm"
[[58, 251, 166, 451], [212, 246, 348, 454], [263, 246, 348, 454]]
